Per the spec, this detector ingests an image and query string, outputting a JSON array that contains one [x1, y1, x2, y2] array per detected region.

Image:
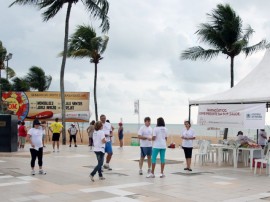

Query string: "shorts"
[[152, 148, 166, 164], [140, 147, 152, 157], [70, 135, 76, 142], [105, 141, 113, 154], [18, 136, 26, 145], [182, 147, 193, 158], [42, 134, 45, 140], [118, 134, 123, 140], [52, 133, 60, 141]]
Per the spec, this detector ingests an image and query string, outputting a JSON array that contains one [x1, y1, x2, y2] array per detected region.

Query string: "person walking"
[[181, 120, 196, 172], [118, 122, 124, 148], [49, 118, 63, 152], [90, 121, 106, 181], [68, 124, 78, 147], [27, 119, 46, 175], [147, 117, 168, 178], [87, 120, 95, 150], [100, 115, 113, 170], [18, 121, 27, 149], [138, 117, 152, 175]]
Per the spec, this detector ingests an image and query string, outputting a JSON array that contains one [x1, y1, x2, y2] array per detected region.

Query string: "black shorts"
[[52, 133, 60, 141], [182, 147, 193, 158], [70, 135, 76, 142]]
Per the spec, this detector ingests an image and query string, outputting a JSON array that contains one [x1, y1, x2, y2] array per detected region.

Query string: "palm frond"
[[83, 0, 110, 33], [39, 0, 64, 21], [9, 0, 41, 7], [196, 23, 225, 49], [181, 46, 220, 61], [242, 25, 254, 42], [69, 49, 91, 58], [242, 39, 267, 56], [6, 67, 16, 79]]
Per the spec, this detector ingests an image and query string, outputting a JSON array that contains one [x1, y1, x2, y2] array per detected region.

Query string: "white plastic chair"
[[194, 140, 210, 165], [254, 143, 270, 175]]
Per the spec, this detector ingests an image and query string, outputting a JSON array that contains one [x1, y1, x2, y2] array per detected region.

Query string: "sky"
[[1, 0, 270, 124]]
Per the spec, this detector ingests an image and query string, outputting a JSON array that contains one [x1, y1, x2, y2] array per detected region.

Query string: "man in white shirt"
[[68, 124, 78, 147], [138, 117, 152, 175], [100, 114, 113, 170]]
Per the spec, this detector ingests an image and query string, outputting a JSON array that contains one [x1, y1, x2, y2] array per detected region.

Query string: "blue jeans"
[[90, 151, 104, 177]]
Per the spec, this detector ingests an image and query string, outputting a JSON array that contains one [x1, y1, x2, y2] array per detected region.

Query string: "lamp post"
[[5, 53, 12, 80]]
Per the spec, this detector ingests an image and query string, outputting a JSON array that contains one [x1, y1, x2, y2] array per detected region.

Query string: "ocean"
[[76, 122, 270, 140]]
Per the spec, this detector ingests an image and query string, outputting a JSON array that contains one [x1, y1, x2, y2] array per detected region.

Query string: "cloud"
[[1, 0, 269, 124]]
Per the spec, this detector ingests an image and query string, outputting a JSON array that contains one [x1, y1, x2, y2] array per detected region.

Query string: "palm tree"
[[10, 0, 110, 144], [181, 4, 266, 88], [25, 66, 52, 91], [181, 4, 267, 139], [0, 41, 7, 113], [11, 77, 30, 91], [66, 25, 109, 121]]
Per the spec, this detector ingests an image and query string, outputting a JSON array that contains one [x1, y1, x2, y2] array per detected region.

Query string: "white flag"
[[134, 100, 139, 114]]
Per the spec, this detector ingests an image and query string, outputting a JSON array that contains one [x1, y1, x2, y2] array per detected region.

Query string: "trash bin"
[[130, 136, 140, 146], [0, 115, 18, 152]]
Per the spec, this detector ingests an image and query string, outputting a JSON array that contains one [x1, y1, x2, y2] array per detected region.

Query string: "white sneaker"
[[90, 175, 95, 182], [31, 170, 35, 175], [146, 173, 155, 178], [139, 169, 143, 175], [39, 170, 46, 175], [159, 173, 165, 178], [147, 169, 151, 174]]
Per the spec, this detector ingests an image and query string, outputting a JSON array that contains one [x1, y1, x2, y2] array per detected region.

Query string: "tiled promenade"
[[0, 145, 269, 202]]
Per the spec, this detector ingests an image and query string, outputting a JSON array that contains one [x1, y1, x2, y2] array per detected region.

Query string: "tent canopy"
[[189, 50, 270, 105]]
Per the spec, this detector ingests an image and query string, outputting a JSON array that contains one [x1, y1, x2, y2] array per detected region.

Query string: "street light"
[[5, 53, 12, 80]]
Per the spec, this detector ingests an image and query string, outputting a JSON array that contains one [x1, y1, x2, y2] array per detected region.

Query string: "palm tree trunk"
[[230, 56, 234, 88], [224, 56, 235, 140], [60, 2, 72, 145], [94, 63, 98, 121]]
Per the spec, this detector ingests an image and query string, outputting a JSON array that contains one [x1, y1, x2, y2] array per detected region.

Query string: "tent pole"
[[188, 104, 191, 122]]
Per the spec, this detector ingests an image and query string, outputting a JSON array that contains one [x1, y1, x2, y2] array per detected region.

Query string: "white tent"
[[189, 50, 270, 105]]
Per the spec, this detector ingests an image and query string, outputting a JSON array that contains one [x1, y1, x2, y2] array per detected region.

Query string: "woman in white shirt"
[[147, 117, 168, 178], [27, 119, 46, 175], [90, 121, 106, 181], [181, 121, 196, 172]]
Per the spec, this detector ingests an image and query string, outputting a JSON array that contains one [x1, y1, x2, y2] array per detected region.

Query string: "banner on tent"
[[197, 103, 266, 129]]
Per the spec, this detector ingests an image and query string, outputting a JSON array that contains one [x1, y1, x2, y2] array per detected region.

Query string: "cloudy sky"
[[1, 0, 270, 124]]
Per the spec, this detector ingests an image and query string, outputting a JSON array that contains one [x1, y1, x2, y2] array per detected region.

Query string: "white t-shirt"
[[69, 127, 77, 135], [93, 130, 105, 153], [28, 128, 43, 149], [181, 128, 196, 148], [138, 125, 153, 147], [152, 127, 168, 149], [102, 122, 112, 142]]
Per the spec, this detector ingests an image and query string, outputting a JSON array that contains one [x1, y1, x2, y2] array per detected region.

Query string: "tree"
[[181, 4, 267, 139], [181, 4, 266, 88], [11, 77, 30, 91], [66, 25, 109, 121], [10, 0, 110, 144], [25, 66, 52, 91]]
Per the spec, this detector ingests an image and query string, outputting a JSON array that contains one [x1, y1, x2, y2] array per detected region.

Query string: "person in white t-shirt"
[[100, 115, 113, 170], [181, 121, 196, 172], [90, 121, 106, 181], [138, 117, 152, 175], [146, 117, 168, 178], [27, 119, 46, 175], [68, 124, 78, 147]]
